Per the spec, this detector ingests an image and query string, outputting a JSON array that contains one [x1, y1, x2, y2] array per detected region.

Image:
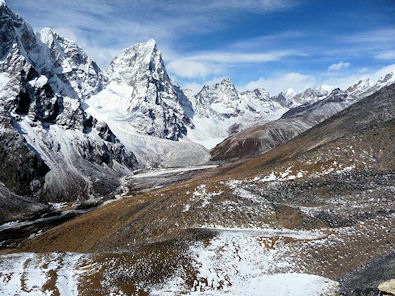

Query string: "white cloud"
[[343, 28, 395, 44], [167, 60, 212, 79], [229, 31, 304, 50], [189, 50, 299, 63], [328, 61, 350, 71], [167, 50, 302, 78], [9, 0, 297, 68], [239, 72, 316, 95], [375, 50, 395, 60]]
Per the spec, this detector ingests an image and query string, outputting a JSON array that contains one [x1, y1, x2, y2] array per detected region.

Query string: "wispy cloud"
[[9, 0, 296, 68], [239, 72, 316, 95], [375, 50, 395, 60], [167, 60, 221, 79], [328, 61, 350, 71], [342, 28, 395, 44], [167, 48, 305, 79], [229, 31, 305, 50]]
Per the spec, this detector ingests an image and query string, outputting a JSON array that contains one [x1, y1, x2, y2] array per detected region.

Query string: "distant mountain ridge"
[[210, 75, 395, 161]]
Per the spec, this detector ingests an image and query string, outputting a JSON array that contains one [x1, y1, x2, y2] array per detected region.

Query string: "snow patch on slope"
[[0, 252, 86, 296], [155, 231, 338, 295]]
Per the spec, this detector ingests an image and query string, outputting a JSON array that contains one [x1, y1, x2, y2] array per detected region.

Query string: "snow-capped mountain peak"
[[346, 77, 373, 95], [284, 88, 296, 99], [0, 0, 6, 7], [36, 27, 106, 99], [196, 77, 239, 107], [88, 39, 194, 141], [377, 71, 394, 85], [106, 38, 160, 85], [346, 71, 395, 98], [187, 79, 287, 148], [292, 86, 329, 105], [37, 27, 56, 44]]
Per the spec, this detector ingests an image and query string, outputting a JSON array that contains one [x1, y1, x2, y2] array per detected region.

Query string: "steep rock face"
[[187, 78, 287, 148], [0, 5, 105, 100], [0, 67, 137, 203], [0, 2, 138, 211], [101, 39, 193, 140], [272, 88, 296, 107], [194, 78, 240, 119], [37, 27, 107, 99], [0, 110, 49, 197], [0, 4, 38, 74]]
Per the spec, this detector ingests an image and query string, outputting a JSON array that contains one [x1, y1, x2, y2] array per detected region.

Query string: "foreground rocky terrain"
[[1, 82, 393, 295]]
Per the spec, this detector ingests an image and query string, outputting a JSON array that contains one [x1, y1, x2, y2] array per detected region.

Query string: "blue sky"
[[8, 0, 395, 94]]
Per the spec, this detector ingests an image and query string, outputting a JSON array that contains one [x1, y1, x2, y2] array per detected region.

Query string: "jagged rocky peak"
[[346, 77, 373, 95], [0, 2, 105, 99], [292, 86, 329, 105], [89, 39, 193, 141], [377, 71, 394, 85], [272, 89, 295, 107], [106, 38, 160, 84], [240, 88, 270, 101], [37, 27, 106, 99], [0, 2, 39, 74], [196, 77, 239, 106]]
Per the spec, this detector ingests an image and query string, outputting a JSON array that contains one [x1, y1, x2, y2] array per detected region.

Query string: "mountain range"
[[0, 2, 394, 295], [1, 1, 394, 223]]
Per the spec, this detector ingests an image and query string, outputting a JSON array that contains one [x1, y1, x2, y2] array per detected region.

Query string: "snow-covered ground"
[[0, 252, 86, 296], [0, 227, 338, 295], [153, 229, 338, 295]]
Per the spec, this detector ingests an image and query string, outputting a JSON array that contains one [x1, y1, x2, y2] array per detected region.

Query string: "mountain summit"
[[89, 39, 193, 141]]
